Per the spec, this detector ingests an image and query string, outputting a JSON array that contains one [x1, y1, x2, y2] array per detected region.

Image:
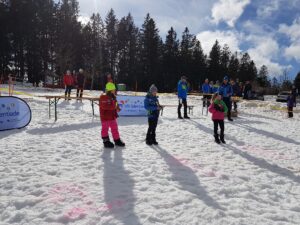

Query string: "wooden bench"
[[160, 105, 195, 116], [39, 95, 99, 121]]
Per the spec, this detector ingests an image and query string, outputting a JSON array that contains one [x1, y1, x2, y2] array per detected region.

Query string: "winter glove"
[[214, 104, 221, 111]]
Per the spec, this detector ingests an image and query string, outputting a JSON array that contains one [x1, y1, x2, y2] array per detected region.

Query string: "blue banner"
[[0, 96, 32, 131], [117, 95, 147, 116]]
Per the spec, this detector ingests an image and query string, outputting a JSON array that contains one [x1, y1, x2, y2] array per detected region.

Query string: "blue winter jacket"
[[218, 83, 233, 98], [212, 85, 219, 93], [144, 93, 160, 119], [177, 81, 188, 99], [202, 83, 212, 94]]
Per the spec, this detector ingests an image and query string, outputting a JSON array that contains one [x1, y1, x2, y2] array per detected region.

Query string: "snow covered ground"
[[1, 85, 300, 225]]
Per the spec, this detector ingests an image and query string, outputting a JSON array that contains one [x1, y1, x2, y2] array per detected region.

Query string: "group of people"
[[65, 70, 299, 148], [63, 69, 85, 100], [98, 75, 236, 148]]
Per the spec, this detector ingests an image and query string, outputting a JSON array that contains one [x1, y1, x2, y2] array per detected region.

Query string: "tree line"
[[0, 0, 298, 92]]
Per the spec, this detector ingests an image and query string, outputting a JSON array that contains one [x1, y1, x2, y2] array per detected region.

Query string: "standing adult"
[[291, 85, 297, 107], [63, 70, 74, 100], [231, 79, 241, 112], [177, 76, 190, 119], [201, 78, 212, 107], [8, 74, 14, 96], [219, 76, 233, 121], [243, 81, 252, 99], [76, 69, 85, 100]]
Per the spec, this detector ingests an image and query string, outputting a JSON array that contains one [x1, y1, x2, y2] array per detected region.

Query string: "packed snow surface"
[[1, 86, 300, 225]]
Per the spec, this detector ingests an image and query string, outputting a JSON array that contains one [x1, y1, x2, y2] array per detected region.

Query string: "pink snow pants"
[[101, 119, 120, 140]]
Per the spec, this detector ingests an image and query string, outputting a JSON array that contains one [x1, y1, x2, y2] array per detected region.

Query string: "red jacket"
[[63, 75, 74, 86], [100, 94, 119, 121]]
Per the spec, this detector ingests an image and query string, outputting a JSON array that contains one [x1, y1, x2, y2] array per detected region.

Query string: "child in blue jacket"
[[177, 76, 190, 119], [144, 84, 162, 145]]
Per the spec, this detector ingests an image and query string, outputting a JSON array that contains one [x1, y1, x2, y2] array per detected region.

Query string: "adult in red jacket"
[[99, 82, 125, 148], [63, 70, 74, 100]]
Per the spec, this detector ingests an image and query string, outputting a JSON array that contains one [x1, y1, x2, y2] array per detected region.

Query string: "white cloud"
[[246, 36, 287, 76], [256, 0, 281, 18], [196, 30, 241, 53], [211, 0, 250, 27], [279, 17, 300, 62], [78, 15, 90, 25], [77, 0, 216, 35]]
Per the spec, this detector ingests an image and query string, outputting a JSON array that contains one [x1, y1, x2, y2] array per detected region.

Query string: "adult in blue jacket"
[[219, 76, 233, 121], [144, 84, 161, 145], [177, 76, 190, 119], [201, 78, 213, 108]]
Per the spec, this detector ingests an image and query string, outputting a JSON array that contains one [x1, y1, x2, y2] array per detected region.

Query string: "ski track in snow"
[[1, 87, 300, 225]]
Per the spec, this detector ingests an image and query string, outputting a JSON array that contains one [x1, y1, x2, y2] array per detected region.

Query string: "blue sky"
[[77, 0, 300, 80]]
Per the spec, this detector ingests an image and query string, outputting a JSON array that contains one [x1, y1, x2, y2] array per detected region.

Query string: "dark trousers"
[[76, 88, 83, 98], [288, 107, 293, 118], [147, 118, 158, 140], [203, 95, 211, 107], [65, 86, 72, 95], [213, 120, 224, 137], [178, 99, 187, 117], [233, 101, 237, 111], [223, 97, 232, 118]]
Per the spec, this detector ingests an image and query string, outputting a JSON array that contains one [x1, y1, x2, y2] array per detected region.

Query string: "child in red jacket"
[[208, 93, 228, 144], [63, 70, 74, 100], [100, 82, 125, 148]]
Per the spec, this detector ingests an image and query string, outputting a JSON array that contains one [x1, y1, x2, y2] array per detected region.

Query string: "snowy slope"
[[0, 86, 300, 225]]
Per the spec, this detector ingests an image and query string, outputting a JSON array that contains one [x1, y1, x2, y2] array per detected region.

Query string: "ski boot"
[[103, 137, 114, 148], [220, 134, 226, 144], [114, 139, 125, 147], [214, 134, 221, 144]]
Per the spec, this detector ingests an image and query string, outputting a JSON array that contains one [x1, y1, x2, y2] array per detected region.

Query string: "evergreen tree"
[[220, 44, 231, 77], [139, 13, 161, 90], [191, 40, 207, 90], [208, 40, 222, 81], [228, 52, 240, 79], [163, 27, 179, 91], [104, 9, 119, 77], [294, 72, 300, 91], [180, 27, 196, 81], [257, 65, 270, 87]]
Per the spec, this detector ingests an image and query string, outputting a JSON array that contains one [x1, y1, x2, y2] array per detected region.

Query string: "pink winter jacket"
[[208, 100, 228, 120]]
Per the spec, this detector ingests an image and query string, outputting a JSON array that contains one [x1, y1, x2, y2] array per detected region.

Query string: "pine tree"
[[191, 40, 207, 90], [294, 72, 300, 91], [228, 52, 240, 79], [220, 44, 231, 77], [139, 13, 161, 90], [104, 9, 119, 77], [257, 65, 270, 87], [0, 0, 11, 75], [180, 27, 196, 81], [163, 27, 179, 91], [208, 40, 222, 81]]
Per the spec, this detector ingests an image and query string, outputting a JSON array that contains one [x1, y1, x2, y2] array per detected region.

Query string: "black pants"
[[213, 120, 224, 137], [65, 86, 72, 95], [288, 107, 293, 118], [203, 95, 211, 107], [223, 97, 232, 118], [147, 118, 158, 140], [233, 101, 237, 111], [178, 99, 187, 117], [76, 88, 83, 98]]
